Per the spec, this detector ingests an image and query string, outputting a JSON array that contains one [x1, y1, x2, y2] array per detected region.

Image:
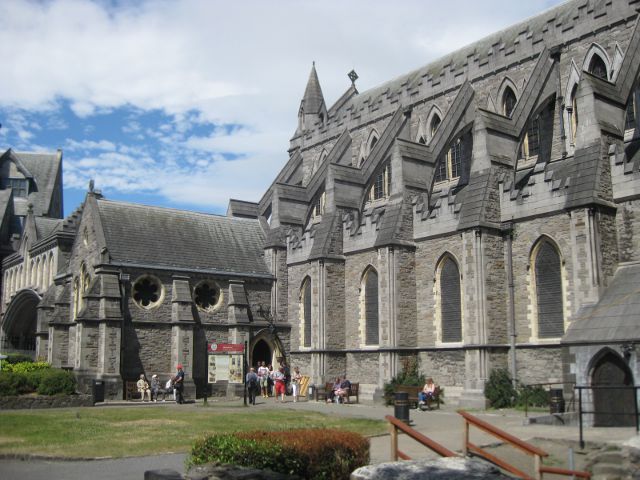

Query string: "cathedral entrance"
[[252, 338, 272, 368], [591, 350, 636, 427], [1, 289, 40, 357]]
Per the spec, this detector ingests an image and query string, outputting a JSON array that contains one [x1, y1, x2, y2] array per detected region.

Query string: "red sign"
[[208, 343, 244, 353]]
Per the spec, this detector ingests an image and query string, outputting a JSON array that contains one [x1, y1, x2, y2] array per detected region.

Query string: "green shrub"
[[37, 369, 77, 395], [516, 384, 550, 408], [0, 372, 32, 395], [188, 428, 369, 479], [484, 368, 516, 408], [9, 361, 50, 374], [383, 356, 426, 405]]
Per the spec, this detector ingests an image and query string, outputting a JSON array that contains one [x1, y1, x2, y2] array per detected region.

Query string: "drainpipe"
[[504, 223, 517, 387]]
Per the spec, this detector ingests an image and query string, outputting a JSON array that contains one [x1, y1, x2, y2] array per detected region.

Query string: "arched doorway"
[[252, 338, 272, 368], [1, 289, 41, 357], [591, 350, 635, 427]]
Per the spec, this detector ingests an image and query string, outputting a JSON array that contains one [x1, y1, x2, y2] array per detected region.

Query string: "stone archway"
[[252, 338, 272, 368], [591, 350, 635, 427], [1, 289, 41, 356]]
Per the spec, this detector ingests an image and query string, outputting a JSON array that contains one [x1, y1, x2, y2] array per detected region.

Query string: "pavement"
[[1, 397, 638, 479]]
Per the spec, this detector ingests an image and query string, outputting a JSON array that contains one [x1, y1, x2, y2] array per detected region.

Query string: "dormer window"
[[2, 178, 28, 197], [435, 139, 462, 183], [367, 163, 391, 202], [311, 191, 326, 218], [626, 88, 637, 133], [520, 116, 540, 159]]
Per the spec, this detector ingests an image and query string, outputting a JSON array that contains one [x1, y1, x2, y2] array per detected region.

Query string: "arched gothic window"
[[363, 268, 379, 345], [570, 86, 579, 144], [301, 277, 311, 347], [588, 54, 608, 80], [49, 255, 55, 286], [502, 87, 517, 117], [72, 277, 80, 319], [534, 240, 564, 338], [430, 114, 441, 139], [439, 257, 462, 343]]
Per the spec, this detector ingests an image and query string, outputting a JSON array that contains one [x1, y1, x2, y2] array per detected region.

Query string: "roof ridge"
[[96, 198, 260, 222]]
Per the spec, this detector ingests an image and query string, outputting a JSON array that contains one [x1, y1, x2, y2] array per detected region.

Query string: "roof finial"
[[348, 69, 358, 86], [88, 179, 95, 193]]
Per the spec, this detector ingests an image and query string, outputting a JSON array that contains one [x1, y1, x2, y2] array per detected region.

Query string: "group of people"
[[245, 361, 303, 405], [327, 376, 352, 404], [136, 364, 185, 404]]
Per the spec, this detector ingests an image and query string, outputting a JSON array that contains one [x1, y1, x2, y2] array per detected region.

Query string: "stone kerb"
[[0, 394, 93, 410]]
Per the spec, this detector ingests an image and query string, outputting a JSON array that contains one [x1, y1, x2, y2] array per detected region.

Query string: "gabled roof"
[[3, 150, 62, 217], [96, 199, 270, 277]]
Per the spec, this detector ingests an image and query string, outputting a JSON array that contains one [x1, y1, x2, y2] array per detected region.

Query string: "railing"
[[385, 414, 457, 461], [575, 385, 640, 449], [458, 410, 590, 480]]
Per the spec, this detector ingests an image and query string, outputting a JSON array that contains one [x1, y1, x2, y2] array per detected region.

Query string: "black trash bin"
[[92, 379, 105, 404], [394, 391, 410, 425], [549, 388, 565, 414]]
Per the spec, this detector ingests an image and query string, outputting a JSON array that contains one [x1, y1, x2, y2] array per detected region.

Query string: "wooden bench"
[[315, 381, 359, 404], [125, 381, 141, 401], [126, 381, 172, 401], [395, 384, 441, 410]]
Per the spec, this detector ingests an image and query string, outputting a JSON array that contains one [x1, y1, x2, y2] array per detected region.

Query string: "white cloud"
[[0, 0, 565, 211]]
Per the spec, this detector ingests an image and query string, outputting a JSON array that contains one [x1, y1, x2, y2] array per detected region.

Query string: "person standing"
[[291, 366, 302, 402], [257, 361, 269, 398], [246, 367, 259, 405], [174, 364, 185, 404], [273, 367, 286, 402]]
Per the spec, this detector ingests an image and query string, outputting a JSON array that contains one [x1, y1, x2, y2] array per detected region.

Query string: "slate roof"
[[563, 263, 640, 344], [34, 217, 62, 240], [325, 1, 610, 121], [0, 189, 12, 233], [96, 199, 270, 277], [10, 150, 61, 217]]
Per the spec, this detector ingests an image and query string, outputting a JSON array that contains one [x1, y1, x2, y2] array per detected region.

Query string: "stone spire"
[[297, 62, 327, 132]]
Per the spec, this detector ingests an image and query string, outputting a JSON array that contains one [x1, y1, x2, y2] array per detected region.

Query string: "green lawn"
[[0, 405, 386, 458]]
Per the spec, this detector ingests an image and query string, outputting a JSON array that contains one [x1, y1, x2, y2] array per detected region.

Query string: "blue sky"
[[0, 0, 564, 217]]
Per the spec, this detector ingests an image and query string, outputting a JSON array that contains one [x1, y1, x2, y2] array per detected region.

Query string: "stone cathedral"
[[2, 0, 640, 413]]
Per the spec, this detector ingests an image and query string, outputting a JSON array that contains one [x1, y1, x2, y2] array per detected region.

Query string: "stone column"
[[171, 275, 195, 398], [459, 230, 489, 408]]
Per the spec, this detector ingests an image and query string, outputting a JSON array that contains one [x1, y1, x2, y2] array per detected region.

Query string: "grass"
[[0, 405, 386, 458]]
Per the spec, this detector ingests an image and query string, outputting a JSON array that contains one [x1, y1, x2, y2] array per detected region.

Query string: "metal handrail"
[[574, 384, 639, 449], [458, 410, 590, 480], [385, 415, 457, 461]]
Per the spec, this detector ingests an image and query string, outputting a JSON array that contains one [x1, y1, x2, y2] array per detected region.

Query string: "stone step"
[[591, 461, 632, 479]]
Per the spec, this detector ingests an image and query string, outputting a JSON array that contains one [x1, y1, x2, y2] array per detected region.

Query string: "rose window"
[[133, 276, 162, 308], [195, 282, 220, 311]]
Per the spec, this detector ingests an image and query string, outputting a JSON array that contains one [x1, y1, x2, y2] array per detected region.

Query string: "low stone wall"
[[0, 394, 93, 410]]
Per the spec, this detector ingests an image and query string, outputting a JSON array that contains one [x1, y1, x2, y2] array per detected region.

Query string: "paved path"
[[1, 398, 638, 479]]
